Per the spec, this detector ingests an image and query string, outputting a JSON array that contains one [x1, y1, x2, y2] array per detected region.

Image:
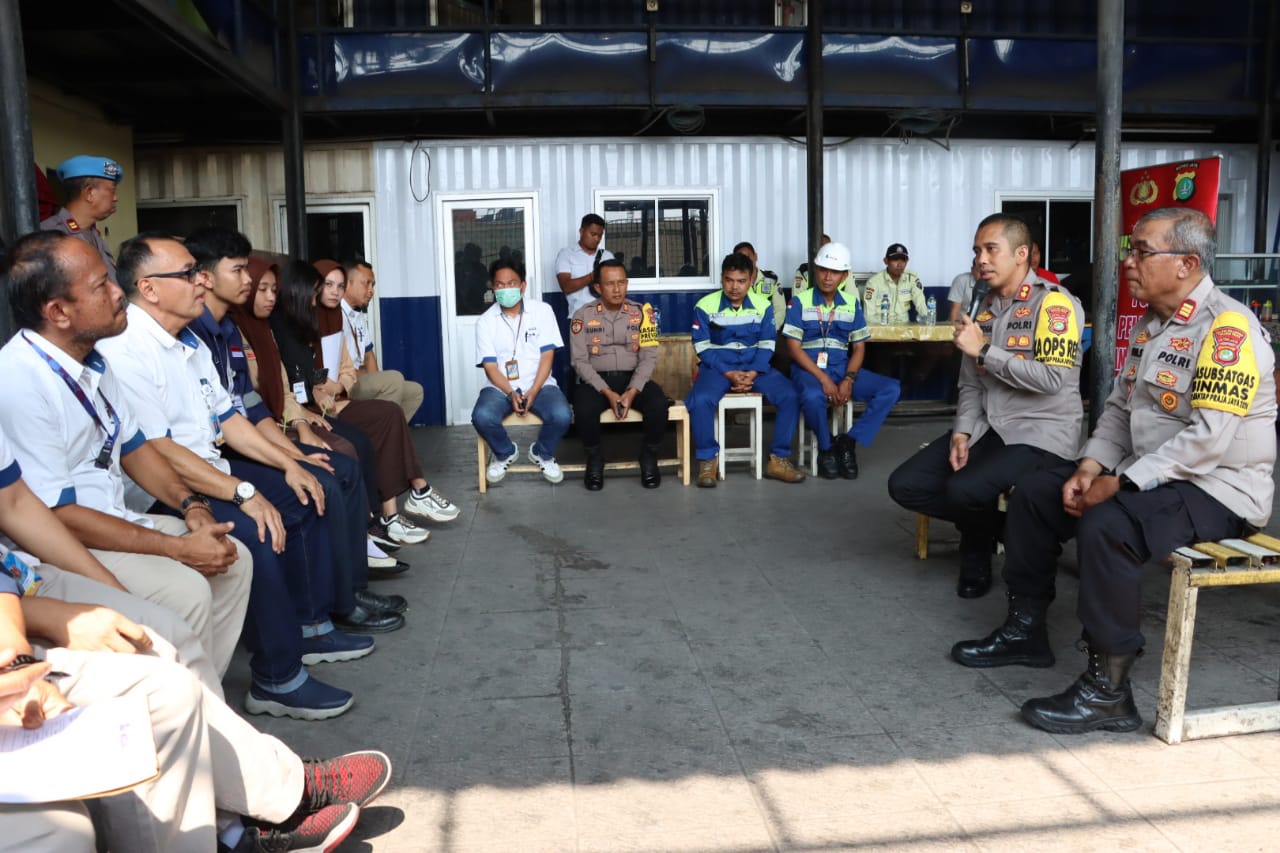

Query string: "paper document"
[[0, 694, 158, 802], [320, 332, 344, 380]]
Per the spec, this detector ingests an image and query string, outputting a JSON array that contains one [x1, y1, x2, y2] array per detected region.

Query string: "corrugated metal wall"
[[372, 136, 1264, 302], [134, 145, 375, 253]]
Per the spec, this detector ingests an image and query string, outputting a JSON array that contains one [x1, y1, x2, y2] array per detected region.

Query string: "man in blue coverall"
[[783, 242, 902, 479], [686, 252, 806, 488]]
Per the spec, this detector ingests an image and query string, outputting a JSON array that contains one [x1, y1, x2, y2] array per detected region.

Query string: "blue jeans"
[[472, 385, 572, 461], [685, 367, 799, 460], [793, 366, 901, 450]]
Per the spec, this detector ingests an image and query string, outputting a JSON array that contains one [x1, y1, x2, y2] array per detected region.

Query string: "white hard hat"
[[813, 241, 851, 272]]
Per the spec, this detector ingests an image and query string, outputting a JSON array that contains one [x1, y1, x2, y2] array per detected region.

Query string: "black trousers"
[[1002, 463, 1246, 653], [573, 371, 669, 451], [888, 430, 1068, 568]]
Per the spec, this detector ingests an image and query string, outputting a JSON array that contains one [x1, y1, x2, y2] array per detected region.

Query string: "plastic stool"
[[716, 393, 763, 480]]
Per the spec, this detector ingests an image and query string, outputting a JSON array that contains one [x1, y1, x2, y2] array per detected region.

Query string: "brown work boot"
[[766, 454, 806, 483], [696, 457, 718, 488]]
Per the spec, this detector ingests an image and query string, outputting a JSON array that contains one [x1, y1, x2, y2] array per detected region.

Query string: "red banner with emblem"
[[1115, 157, 1222, 374]]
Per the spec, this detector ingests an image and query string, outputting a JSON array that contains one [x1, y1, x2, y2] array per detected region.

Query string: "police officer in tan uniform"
[[40, 155, 123, 281], [953, 207, 1276, 736], [569, 259, 669, 490], [888, 214, 1085, 598]]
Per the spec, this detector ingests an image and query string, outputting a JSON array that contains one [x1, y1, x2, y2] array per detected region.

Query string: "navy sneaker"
[[300, 630, 375, 665], [243, 676, 354, 721]]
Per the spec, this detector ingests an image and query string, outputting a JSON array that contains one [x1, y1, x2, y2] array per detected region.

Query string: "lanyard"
[[22, 333, 120, 469], [501, 307, 524, 362], [815, 297, 837, 342]]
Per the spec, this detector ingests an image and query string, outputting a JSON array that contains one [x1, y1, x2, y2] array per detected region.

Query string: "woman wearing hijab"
[[269, 259, 457, 546]]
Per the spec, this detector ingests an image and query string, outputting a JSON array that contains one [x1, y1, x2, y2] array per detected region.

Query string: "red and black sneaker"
[[239, 803, 359, 852], [300, 750, 392, 813]]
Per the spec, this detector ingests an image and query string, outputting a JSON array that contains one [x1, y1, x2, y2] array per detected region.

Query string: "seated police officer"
[[569, 259, 669, 490]]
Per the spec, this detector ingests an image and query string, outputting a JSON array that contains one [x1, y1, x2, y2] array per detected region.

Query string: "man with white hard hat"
[[783, 241, 901, 479]]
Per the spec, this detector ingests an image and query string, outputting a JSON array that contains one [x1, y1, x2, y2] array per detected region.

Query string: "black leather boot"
[[835, 435, 858, 479], [639, 444, 661, 489], [957, 534, 993, 598], [817, 448, 840, 480], [584, 446, 604, 491], [952, 596, 1054, 668], [1020, 645, 1142, 734]]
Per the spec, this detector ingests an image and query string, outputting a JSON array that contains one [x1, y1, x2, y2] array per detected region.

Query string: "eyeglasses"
[[1125, 247, 1185, 262], [146, 266, 200, 282]]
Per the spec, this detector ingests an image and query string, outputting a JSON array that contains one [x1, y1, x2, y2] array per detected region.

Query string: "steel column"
[[1091, 0, 1124, 428], [0, 0, 39, 342], [805, 0, 824, 274], [282, 0, 307, 257]]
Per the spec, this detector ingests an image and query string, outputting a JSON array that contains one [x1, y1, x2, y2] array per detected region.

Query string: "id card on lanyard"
[[199, 379, 226, 445]]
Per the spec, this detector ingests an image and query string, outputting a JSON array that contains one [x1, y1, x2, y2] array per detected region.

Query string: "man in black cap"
[[862, 243, 929, 326], [40, 155, 124, 280]]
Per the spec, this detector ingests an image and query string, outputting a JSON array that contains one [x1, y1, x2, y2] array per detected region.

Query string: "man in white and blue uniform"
[[783, 242, 901, 479]]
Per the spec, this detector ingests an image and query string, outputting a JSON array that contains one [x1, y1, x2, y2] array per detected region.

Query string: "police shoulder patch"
[[1032, 291, 1080, 368], [1191, 310, 1258, 416], [570, 319, 583, 334]]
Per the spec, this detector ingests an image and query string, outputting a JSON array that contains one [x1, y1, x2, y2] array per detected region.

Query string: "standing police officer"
[[40, 155, 123, 281], [569, 259, 669, 490], [955, 208, 1276, 735], [888, 214, 1084, 598], [783, 242, 901, 479]]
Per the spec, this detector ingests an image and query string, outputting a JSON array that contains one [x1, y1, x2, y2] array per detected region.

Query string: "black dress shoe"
[[355, 588, 408, 614], [368, 559, 411, 580], [956, 565, 992, 598], [639, 445, 661, 488], [333, 605, 404, 634], [584, 447, 604, 491]]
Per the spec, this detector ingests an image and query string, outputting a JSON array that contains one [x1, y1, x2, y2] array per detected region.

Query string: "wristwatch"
[[977, 343, 992, 366], [844, 370, 858, 381], [232, 480, 257, 507], [180, 494, 211, 515]]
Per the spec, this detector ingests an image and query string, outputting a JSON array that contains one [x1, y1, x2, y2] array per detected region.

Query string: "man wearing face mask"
[[472, 260, 572, 485]]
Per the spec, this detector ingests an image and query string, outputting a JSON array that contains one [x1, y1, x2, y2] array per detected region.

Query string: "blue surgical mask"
[[494, 287, 522, 309]]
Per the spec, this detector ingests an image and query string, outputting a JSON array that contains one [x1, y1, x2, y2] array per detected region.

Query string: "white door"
[[437, 195, 541, 425]]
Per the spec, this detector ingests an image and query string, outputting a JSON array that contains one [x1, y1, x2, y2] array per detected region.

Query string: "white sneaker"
[[487, 444, 519, 483], [528, 446, 564, 484], [366, 538, 397, 569], [383, 514, 429, 545], [404, 486, 460, 522]]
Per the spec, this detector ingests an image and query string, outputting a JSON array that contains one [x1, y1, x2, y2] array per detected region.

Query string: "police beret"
[[55, 156, 124, 183]]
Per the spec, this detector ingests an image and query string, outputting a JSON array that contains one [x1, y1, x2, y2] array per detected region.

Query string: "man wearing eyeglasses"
[[888, 213, 1085, 599], [0, 232, 253, 683], [40, 155, 124, 281], [96, 233, 370, 721], [954, 207, 1276, 737]]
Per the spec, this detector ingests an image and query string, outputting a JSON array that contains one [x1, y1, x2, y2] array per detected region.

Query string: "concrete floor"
[[228, 416, 1280, 853]]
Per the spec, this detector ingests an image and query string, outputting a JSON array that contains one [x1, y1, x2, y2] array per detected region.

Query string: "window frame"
[[593, 187, 720, 292]]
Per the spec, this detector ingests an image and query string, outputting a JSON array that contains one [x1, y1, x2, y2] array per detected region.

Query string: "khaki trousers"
[[12, 642, 304, 852], [350, 369, 424, 421], [89, 514, 252, 678], [0, 803, 96, 853]]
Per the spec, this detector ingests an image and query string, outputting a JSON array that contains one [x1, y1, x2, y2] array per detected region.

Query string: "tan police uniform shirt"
[[862, 269, 929, 325], [955, 271, 1085, 461], [569, 299, 659, 393], [40, 207, 116, 281], [1082, 275, 1277, 527]]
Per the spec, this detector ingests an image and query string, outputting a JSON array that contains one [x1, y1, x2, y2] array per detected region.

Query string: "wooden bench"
[[1155, 533, 1280, 744], [476, 405, 691, 492]]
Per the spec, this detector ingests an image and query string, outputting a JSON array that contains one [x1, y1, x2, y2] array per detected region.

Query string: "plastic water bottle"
[[879, 293, 890, 326], [925, 295, 937, 326], [1264, 300, 1274, 322], [652, 305, 663, 332]]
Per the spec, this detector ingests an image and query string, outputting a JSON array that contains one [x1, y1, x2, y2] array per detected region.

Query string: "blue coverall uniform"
[[685, 290, 799, 461], [782, 288, 901, 451]]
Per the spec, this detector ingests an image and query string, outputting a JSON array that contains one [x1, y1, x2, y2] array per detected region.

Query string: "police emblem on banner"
[[1174, 168, 1197, 202], [1129, 177, 1158, 206]]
